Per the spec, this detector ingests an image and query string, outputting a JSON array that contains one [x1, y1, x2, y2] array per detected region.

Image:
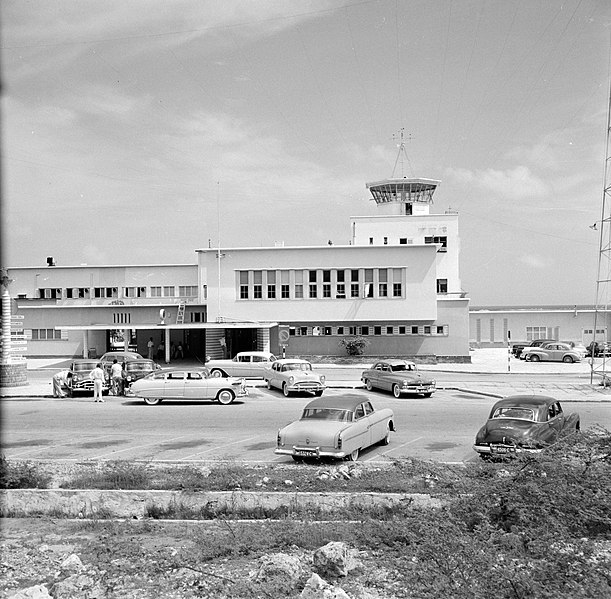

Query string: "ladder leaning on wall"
[[176, 302, 185, 325]]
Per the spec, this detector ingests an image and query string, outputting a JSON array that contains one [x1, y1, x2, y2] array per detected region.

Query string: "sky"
[[2, 0, 611, 306]]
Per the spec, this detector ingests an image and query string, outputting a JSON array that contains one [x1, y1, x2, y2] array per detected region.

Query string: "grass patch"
[[0, 455, 50, 489]]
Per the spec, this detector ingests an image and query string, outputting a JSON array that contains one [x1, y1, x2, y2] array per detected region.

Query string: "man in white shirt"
[[110, 359, 124, 395], [90, 363, 106, 402]]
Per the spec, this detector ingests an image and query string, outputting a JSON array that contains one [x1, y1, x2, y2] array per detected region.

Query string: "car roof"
[[304, 395, 369, 411], [156, 367, 208, 374], [236, 351, 275, 357], [71, 359, 98, 364], [492, 395, 558, 410], [373, 359, 416, 366], [125, 359, 155, 365], [102, 351, 142, 357], [276, 358, 310, 364]]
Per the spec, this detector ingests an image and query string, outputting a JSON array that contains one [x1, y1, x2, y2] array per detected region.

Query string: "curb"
[[1, 489, 443, 519]]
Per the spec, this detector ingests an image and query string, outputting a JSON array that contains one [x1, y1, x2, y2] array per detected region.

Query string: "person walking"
[[110, 359, 123, 396], [52, 369, 69, 397], [147, 337, 154, 360], [90, 363, 106, 402]]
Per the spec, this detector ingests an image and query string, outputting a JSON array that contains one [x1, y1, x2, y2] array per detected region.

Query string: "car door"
[[164, 371, 186, 399], [267, 362, 281, 389], [368, 363, 384, 389], [342, 403, 371, 452], [251, 355, 270, 377], [183, 371, 210, 400], [363, 401, 385, 444]]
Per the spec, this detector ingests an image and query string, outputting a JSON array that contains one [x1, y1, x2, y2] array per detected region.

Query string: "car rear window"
[[302, 408, 353, 422], [492, 407, 536, 421], [72, 363, 97, 372]]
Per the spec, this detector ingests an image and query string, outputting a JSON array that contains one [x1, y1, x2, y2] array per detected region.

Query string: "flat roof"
[[59, 322, 278, 331]]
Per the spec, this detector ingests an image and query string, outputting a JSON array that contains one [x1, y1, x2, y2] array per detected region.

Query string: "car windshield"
[[128, 363, 154, 372], [284, 363, 312, 372], [390, 364, 414, 372], [301, 408, 353, 422], [492, 406, 536, 421], [72, 362, 97, 372]]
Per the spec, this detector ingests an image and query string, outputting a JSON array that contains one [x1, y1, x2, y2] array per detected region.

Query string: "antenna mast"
[[590, 58, 611, 384], [391, 128, 414, 178]]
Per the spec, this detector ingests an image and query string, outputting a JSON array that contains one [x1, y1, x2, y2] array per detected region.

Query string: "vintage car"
[[275, 395, 395, 462], [361, 359, 436, 398], [100, 351, 144, 368], [516, 339, 556, 359], [521, 342, 581, 363], [127, 367, 248, 405], [264, 359, 326, 397], [122, 359, 161, 388], [205, 351, 277, 378], [473, 395, 580, 458], [66, 359, 109, 396]]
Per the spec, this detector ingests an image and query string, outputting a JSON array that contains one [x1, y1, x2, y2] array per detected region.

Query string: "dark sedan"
[[361, 359, 436, 398], [473, 395, 580, 458]]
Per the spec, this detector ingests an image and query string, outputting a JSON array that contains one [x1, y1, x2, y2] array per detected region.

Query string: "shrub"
[[338, 336, 370, 356], [0, 455, 50, 489]]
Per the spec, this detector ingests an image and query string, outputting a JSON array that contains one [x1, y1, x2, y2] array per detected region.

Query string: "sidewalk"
[[2, 349, 611, 402]]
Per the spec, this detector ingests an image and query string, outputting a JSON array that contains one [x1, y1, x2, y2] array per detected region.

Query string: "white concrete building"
[[4, 176, 472, 362]]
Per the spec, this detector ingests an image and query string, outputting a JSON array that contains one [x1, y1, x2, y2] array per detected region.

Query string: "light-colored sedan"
[[205, 351, 277, 378], [264, 359, 326, 397], [522, 342, 582, 363], [275, 395, 395, 462], [128, 367, 248, 405], [361, 359, 436, 398]]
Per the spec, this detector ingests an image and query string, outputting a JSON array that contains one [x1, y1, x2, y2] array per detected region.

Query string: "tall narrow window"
[[436, 279, 448, 294], [267, 271, 276, 299], [239, 271, 249, 299], [253, 271, 262, 299]]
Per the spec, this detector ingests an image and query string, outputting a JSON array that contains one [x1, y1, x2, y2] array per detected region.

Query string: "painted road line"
[[89, 434, 194, 460], [370, 436, 424, 460], [181, 436, 261, 460]]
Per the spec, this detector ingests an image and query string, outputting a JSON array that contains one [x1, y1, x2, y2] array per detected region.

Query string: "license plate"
[[294, 448, 317, 457], [490, 445, 516, 454]]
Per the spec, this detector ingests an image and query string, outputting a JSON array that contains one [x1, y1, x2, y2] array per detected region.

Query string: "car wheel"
[[422, 392, 433, 398], [346, 448, 359, 462], [143, 397, 161, 406], [217, 389, 235, 405], [210, 369, 224, 378], [562, 355, 574, 363], [529, 354, 540, 362], [365, 379, 373, 391], [392, 384, 402, 398], [282, 384, 291, 397]]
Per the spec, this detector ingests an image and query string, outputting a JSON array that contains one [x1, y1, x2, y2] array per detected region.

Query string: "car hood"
[[288, 371, 324, 382], [477, 419, 539, 443], [280, 420, 350, 444]]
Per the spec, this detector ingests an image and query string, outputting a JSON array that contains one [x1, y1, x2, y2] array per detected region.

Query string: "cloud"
[[445, 165, 550, 200]]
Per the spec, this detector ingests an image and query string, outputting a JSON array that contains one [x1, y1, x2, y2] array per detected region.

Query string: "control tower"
[[366, 177, 440, 216]]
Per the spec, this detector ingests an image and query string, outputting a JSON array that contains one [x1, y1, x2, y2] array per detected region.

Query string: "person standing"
[[52, 369, 69, 397], [90, 363, 106, 402], [110, 359, 123, 396], [147, 337, 154, 360]]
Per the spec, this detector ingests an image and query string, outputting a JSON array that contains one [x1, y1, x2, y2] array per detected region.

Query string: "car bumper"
[[286, 383, 325, 393], [70, 381, 109, 392], [473, 443, 542, 456], [400, 385, 436, 394], [275, 446, 345, 459]]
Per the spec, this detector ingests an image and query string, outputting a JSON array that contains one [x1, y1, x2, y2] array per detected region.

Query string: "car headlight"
[[289, 376, 295, 385], [320, 375, 326, 384], [402, 380, 409, 387], [126, 375, 133, 382], [337, 433, 343, 449], [277, 431, 283, 447]]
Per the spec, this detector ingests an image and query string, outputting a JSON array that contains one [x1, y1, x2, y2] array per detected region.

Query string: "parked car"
[[122, 359, 161, 389], [586, 341, 611, 357], [275, 395, 395, 462], [473, 395, 580, 459], [100, 351, 144, 368], [66, 359, 109, 396], [513, 339, 556, 359], [127, 367, 248, 405], [361, 359, 436, 398], [205, 351, 277, 378], [521, 342, 581, 363], [264, 359, 326, 397], [562, 341, 587, 359]]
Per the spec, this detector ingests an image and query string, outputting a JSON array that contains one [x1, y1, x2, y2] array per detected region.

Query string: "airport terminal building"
[[5, 177, 472, 363]]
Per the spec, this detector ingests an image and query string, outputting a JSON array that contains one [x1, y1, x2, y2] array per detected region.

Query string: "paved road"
[[4, 387, 611, 465]]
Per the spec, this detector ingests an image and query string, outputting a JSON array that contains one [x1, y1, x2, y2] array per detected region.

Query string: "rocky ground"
[[1, 517, 406, 599]]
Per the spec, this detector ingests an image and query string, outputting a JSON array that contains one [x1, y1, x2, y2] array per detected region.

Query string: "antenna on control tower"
[[391, 127, 414, 178]]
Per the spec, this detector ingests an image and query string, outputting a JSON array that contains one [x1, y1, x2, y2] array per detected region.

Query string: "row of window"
[[367, 235, 448, 252], [238, 268, 404, 300], [37, 286, 198, 300], [291, 324, 448, 336]]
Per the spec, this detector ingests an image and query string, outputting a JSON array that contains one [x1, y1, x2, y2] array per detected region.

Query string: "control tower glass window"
[[425, 236, 447, 252]]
